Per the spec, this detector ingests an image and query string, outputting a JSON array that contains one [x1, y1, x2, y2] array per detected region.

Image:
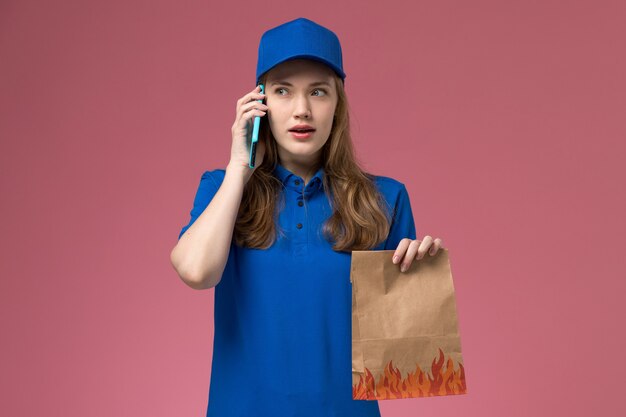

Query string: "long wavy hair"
[[233, 71, 392, 252]]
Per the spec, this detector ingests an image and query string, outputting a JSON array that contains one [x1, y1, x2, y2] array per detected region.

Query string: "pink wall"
[[1, 1, 624, 416]]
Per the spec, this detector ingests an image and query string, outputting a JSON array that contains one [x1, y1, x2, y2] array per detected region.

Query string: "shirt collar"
[[273, 162, 325, 193]]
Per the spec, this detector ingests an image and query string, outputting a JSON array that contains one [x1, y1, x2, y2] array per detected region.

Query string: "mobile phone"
[[249, 83, 265, 168]]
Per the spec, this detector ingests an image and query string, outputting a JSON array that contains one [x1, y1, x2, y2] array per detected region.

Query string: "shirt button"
[[298, 201, 303, 207], [296, 223, 303, 229], [294, 180, 300, 185]]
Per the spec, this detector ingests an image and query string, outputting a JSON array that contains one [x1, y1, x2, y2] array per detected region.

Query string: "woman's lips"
[[289, 130, 315, 139]]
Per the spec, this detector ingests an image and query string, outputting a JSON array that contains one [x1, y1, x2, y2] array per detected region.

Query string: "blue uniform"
[[178, 163, 416, 417]]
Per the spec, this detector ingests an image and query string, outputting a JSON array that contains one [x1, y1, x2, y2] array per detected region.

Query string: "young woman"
[[171, 17, 443, 417]]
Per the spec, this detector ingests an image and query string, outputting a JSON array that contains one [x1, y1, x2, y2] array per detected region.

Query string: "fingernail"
[[400, 264, 407, 272], [393, 255, 399, 263]]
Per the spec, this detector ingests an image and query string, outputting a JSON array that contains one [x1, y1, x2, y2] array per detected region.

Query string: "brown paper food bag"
[[350, 249, 467, 400]]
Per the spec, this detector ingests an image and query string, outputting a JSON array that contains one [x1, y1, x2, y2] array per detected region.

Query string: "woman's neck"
[[280, 160, 321, 185]]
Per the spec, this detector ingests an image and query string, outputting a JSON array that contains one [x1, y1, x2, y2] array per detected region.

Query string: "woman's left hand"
[[392, 236, 444, 272]]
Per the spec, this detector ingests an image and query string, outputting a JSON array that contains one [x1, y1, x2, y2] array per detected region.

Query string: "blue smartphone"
[[249, 83, 265, 168]]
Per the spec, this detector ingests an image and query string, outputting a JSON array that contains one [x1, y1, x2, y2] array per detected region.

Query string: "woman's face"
[[264, 59, 338, 165]]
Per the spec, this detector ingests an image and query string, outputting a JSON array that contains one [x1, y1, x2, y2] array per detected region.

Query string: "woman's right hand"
[[229, 85, 269, 183]]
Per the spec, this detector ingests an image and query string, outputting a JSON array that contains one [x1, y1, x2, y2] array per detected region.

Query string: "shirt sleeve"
[[178, 170, 220, 240], [384, 184, 417, 250]]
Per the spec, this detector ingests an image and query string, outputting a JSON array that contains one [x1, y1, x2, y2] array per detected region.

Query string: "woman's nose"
[[294, 101, 312, 118], [295, 109, 311, 118]]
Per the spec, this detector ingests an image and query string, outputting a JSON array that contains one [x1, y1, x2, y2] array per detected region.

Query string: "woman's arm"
[[170, 163, 247, 290]]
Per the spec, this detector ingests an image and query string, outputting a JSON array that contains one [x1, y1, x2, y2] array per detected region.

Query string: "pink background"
[[1, 1, 624, 416]]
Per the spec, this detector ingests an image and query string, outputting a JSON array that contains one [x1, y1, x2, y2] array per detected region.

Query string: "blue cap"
[[256, 17, 346, 86]]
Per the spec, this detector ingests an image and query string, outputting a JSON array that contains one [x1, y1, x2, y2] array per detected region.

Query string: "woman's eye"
[[273, 88, 328, 96]]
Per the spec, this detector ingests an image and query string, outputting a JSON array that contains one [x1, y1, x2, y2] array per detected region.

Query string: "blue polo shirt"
[[178, 163, 416, 417]]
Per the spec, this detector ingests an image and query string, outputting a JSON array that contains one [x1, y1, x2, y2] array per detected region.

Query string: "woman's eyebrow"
[[269, 80, 331, 87]]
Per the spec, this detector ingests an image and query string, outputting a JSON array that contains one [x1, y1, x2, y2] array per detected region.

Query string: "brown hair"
[[233, 72, 392, 253]]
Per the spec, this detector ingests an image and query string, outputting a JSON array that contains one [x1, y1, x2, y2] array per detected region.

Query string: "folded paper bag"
[[350, 249, 468, 400]]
